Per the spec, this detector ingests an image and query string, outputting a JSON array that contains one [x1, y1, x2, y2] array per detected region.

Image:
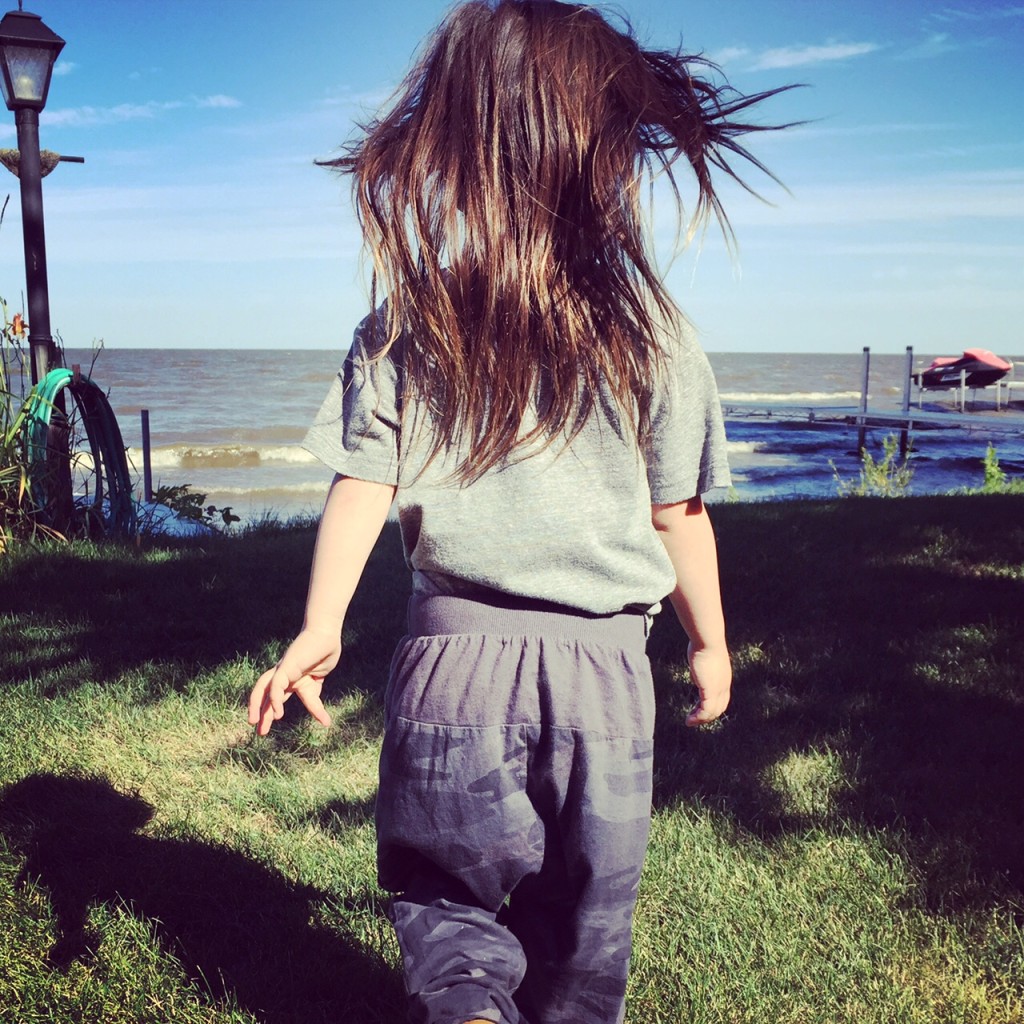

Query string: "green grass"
[[1, 496, 1022, 1023]]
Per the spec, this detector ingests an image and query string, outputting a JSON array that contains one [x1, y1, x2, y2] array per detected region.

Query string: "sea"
[[15, 346, 1024, 525]]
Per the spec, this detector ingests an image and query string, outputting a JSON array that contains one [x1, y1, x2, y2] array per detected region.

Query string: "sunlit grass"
[[1, 495, 1022, 1023]]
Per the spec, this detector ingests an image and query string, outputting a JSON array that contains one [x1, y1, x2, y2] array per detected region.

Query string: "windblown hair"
[[332, 0, 793, 479]]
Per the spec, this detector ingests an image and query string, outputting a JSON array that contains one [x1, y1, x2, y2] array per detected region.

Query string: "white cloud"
[[749, 42, 882, 70], [899, 32, 959, 60], [53, 61, 77, 77], [951, 263, 981, 280], [774, 241, 1024, 259], [707, 46, 751, 67], [870, 265, 912, 282], [196, 94, 243, 109], [784, 122, 961, 139], [701, 40, 885, 74], [319, 85, 395, 113], [42, 95, 242, 127], [43, 101, 181, 127], [933, 5, 1024, 22], [726, 169, 1024, 227], [28, 176, 357, 267]]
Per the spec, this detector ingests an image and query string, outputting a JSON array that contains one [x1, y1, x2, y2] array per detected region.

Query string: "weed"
[[977, 444, 1024, 494], [948, 445, 1024, 497], [983, 444, 1008, 491], [831, 433, 914, 498]]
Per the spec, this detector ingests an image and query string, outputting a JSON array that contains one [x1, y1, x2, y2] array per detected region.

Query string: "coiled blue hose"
[[23, 367, 136, 538]]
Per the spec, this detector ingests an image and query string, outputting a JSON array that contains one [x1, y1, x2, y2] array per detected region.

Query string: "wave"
[[135, 437, 768, 468], [199, 482, 330, 498], [127, 444, 319, 470], [726, 440, 765, 455], [720, 390, 863, 403]]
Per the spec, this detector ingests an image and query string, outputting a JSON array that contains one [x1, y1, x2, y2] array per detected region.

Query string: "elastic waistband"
[[407, 593, 649, 650]]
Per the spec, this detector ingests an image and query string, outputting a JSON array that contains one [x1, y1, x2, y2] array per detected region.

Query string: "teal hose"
[[23, 367, 136, 538]]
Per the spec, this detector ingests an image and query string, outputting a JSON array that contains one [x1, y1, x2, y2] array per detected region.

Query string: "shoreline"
[[145, 485, 1021, 540], [18, 346, 1022, 525]]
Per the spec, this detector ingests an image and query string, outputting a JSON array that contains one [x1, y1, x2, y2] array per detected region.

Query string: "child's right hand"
[[247, 629, 340, 737]]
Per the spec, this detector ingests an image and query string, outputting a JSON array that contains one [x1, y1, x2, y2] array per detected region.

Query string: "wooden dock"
[[721, 400, 1024, 436], [721, 346, 1024, 442]]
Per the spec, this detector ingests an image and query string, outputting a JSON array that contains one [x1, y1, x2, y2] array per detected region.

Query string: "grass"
[[1, 496, 1022, 1023]]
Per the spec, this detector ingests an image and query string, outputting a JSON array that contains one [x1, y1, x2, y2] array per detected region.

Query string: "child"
[[249, 2, 789, 1021]]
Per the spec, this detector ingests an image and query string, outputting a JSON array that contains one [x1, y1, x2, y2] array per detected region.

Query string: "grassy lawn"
[[1, 495, 1022, 1023]]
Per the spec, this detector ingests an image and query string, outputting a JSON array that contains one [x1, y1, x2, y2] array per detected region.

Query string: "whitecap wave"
[[726, 440, 764, 454], [127, 444, 319, 470], [200, 482, 331, 498]]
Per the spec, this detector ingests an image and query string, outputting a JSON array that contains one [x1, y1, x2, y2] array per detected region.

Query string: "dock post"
[[857, 346, 870, 451], [141, 409, 153, 503], [900, 346, 913, 456]]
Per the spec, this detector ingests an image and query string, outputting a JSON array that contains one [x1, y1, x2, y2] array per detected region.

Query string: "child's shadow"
[[0, 773, 402, 1023]]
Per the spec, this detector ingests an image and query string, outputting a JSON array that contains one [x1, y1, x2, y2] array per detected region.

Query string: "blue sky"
[[0, 0, 1020, 353]]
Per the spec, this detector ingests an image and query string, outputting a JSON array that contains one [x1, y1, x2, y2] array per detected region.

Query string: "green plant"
[[0, 367, 30, 553], [977, 444, 1024, 494], [830, 433, 914, 498], [949, 446, 1024, 497], [148, 482, 241, 531], [0, 300, 62, 552], [983, 445, 1008, 491]]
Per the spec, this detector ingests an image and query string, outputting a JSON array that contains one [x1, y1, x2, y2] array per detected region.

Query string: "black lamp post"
[[0, 5, 64, 386]]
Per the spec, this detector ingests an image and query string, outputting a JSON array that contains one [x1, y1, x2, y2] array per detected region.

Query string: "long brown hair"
[[333, 0, 793, 479]]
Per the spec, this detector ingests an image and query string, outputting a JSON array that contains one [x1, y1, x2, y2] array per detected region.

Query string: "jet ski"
[[918, 348, 1012, 389]]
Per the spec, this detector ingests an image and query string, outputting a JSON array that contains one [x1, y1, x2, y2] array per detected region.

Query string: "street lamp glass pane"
[[0, 45, 49, 105]]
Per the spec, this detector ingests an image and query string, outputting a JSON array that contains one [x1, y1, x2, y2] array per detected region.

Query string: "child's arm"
[[651, 495, 732, 727], [248, 473, 397, 736]]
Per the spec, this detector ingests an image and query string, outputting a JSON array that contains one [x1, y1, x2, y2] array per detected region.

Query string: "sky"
[[0, 0, 1020, 353]]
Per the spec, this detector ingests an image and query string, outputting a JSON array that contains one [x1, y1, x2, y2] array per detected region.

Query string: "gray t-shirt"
[[303, 314, 730, 614]]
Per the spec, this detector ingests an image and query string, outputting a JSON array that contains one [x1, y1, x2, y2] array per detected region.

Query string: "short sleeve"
[[301, 314, 400, 486], [645, 330, 731, 503]]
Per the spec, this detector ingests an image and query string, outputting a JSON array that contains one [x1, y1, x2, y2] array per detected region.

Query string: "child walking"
[[249, 3, 788, 1021]]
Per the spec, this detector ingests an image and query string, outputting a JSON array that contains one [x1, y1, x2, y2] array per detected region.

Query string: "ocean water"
[[17, 345, 1023, 524]]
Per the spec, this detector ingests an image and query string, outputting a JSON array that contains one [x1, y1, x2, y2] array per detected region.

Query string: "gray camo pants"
[[376, 594, 655, 1024]]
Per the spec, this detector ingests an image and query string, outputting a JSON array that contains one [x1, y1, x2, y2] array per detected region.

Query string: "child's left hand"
[[247, 629, 340, 737], [685, 642, 732, 727]]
